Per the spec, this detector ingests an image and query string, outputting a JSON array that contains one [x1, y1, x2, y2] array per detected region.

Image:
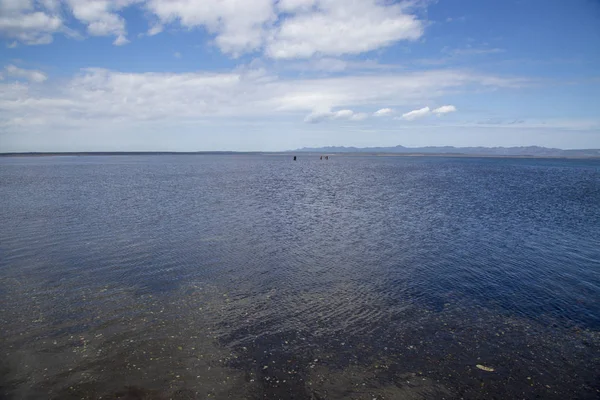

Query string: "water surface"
[[1, 155, 599, 399]]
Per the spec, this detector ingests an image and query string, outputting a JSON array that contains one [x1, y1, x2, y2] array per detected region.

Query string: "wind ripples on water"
[[0, 155, 599, 399]]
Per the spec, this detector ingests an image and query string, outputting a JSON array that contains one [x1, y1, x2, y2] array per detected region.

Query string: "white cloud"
[[401, 106, 430, 120], [273, 70, 517, 113], [173, 51, 181, 59], [350, 112, 368, 121], [0, 0, 63, 45], [266, 0, 424, 59], [113, 33, 129, 45], [0, 68, 519, 137], [147, 23, 162, 36], [373, 108, 393, 117], [277, 0, 317, 13], [304, 109, 367, 123], [40, 0, 61, 11], [433, 105, 456, 114], [145, 0, 276, 55], [1, 0, 32, 13], [0, 0, 138, 46], [400, 104, 457, 120], [65, 0, 140, 44], [0, 0, 425, 55], [4, 64, 48, 82], [142, 0, 423, 58]]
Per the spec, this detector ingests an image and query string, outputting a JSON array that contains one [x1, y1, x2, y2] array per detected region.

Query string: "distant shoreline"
[[1, 152, 599, 159]]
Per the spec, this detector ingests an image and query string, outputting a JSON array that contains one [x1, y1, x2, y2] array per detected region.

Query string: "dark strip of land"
[[1, 152, 599, 159]]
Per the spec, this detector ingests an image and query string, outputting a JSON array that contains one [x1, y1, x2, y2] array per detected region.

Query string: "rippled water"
[[1, 155, 599, 399]]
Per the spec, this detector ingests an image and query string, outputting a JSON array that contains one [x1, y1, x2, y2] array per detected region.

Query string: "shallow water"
[[0, 155, 599, 399]]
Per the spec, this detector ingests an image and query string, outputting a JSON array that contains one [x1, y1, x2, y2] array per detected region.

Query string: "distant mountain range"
[[293, 145, 600, 157]]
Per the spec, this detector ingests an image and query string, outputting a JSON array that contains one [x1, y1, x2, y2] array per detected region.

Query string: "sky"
[[0, 0, 599, 152]]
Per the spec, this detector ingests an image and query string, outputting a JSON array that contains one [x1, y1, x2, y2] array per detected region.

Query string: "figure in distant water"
[[325, 156, 329, 160], [320, 156, 322, 160], [293, 156, 297, 161]]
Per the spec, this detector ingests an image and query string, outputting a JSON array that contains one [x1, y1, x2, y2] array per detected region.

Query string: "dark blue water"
[[1, 155, 599, 399]]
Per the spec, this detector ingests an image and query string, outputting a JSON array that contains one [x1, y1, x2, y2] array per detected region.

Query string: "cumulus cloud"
[[145, 0, 276, 55], [4, 64, 48, 82], [373, 108, 393, 117], [273, 2, 422, 59], [0, 0, 140, 45], [143, 0, 423, 58], [1, 0, 424, 54], [266, 0, 423, 59], [0, 0, 63, 45], [65, 0, 140, 43]]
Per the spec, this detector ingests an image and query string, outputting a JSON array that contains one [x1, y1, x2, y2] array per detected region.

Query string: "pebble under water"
[[0, 155, 599, 399]]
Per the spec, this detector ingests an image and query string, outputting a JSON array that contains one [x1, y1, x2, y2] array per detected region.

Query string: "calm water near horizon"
[[1, 155, 599, 399]]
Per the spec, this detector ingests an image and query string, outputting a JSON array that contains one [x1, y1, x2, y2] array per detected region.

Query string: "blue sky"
[[0, 0, 599, 152]]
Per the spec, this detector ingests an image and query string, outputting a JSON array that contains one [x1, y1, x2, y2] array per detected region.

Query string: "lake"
[[0, 155, 599, 399]]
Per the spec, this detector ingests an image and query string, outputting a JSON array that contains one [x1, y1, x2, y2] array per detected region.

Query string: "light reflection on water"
[[1, 155, 599, 399]]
